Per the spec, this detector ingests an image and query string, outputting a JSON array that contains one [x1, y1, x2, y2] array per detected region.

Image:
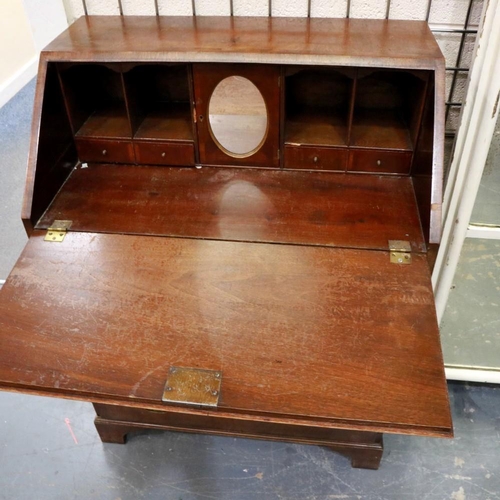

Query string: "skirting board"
[[445, 366, 500, 384], [0, 56, 38, 110], [467, 225, 500, 240]]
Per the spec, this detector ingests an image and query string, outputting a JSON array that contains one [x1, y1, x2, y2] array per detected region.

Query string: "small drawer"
[[134, 141, 195, 166], [75, 138, 134, 164], [284, 145, 347, 171], [348, 149, 412, 174]]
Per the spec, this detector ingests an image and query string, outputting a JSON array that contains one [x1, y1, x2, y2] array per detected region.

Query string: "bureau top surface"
[[43, 16, 444, 69]]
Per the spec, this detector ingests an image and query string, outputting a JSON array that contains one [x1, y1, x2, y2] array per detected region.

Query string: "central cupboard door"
[[193, 64, 281, 167]]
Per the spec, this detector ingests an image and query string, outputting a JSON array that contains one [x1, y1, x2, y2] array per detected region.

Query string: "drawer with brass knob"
[[75, 138, 134, 164], [284, 145, 348, 171], [134, 141, 195, 166], [348, 149, 412, 175]]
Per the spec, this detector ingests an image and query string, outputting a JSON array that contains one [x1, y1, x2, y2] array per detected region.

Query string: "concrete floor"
[[1, 81, 500, 499]]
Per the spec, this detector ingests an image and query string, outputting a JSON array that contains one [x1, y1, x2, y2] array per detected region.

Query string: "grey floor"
[[1, 81, 500, 499]]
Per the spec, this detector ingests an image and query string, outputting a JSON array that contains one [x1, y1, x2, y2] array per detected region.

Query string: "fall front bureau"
[[0, 15, 452, 470]]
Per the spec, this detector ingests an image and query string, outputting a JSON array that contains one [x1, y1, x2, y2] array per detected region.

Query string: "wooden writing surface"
[[37, 164, 426, 253], [0, 232, 451, 437]]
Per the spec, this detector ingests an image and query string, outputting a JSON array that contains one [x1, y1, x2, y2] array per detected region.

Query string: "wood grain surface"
[[0, 232, 451, 436], [133, 104, 193, 142], [351, 110, 413, 151], [37, 164, 426, 253], [21, 61, 78, 234], [43, 17, 444, 70], [285, 110, 348, 147]]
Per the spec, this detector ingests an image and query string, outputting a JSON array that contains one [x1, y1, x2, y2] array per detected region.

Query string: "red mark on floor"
[[64, 417, 78, 444]]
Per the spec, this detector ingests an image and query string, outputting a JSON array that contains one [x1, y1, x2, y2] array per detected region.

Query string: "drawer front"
[[134, 141, 195, 166], [348, 149, 412, 174], [75, 138, 134, 164], [284, 146, 348, 171]]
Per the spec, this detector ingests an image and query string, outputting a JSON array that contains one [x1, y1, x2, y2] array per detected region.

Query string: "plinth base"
[[93, 404, 383, 470]]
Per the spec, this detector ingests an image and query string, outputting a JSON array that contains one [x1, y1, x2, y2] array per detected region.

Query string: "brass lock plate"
[[162, 366, 222, 407]]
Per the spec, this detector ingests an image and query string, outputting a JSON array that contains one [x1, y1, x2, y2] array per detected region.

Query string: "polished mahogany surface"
[[43, 16, 443, 70], [0, 231, 451, 436], [37, 164, 426, 253]]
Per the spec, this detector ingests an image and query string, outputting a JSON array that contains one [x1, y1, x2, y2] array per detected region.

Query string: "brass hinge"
[[193, 105, 197, 123], [162, 366, 222, 407], [44, 220, 72, 242], [388, 240, 412, 264]]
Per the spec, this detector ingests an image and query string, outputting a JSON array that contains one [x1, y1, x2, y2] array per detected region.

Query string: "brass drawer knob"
[[376, 159, 382, 166], [313, 156, 319, 163], [102, 149, 107, 156], [161, 152, 166, 157]]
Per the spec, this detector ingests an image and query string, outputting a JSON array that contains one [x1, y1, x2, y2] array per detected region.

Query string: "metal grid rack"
[[78, 0, 483, 170]]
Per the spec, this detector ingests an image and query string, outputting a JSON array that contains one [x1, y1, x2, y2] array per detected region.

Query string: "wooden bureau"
[[0, 16, 451, 470]]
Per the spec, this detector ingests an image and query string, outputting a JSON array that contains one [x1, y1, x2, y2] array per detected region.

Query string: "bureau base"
[[93, 404, 384, 470]]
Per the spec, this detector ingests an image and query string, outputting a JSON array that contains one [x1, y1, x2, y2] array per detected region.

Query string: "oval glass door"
[[208, 76, 268, 157]]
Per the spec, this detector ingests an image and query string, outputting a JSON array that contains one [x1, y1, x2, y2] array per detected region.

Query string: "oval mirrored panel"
[[208, 76, 268, 157]]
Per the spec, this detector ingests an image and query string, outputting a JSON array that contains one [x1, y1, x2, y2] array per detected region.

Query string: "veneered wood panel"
[[350, 110, 413, 151], [43, 17, 443, 71], [21, 60, 77, 233], [133, 104, 193, 142], [75, 107, 131, 139], [285, 110, 348, 147], [0, 232, 451, 436], [37, 164, 426, 253]]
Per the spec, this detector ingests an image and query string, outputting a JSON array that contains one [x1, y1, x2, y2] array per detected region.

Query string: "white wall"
[[0, 0, 37, 107], [23, 0, 68, 51], [63, 0, 482, 22], [0, 0, 67, 109]]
